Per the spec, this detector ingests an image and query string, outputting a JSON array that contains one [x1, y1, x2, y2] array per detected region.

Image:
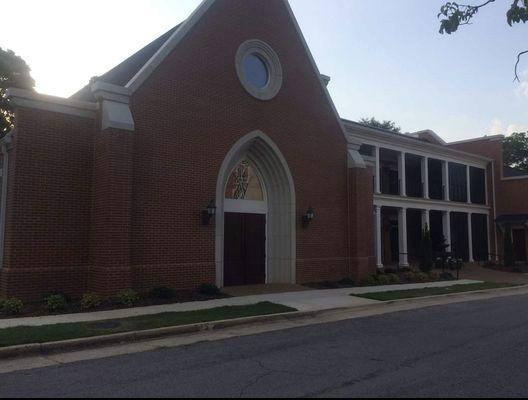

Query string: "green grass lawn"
[[353, 283, 517, 302], [0, 302, 296, 348]]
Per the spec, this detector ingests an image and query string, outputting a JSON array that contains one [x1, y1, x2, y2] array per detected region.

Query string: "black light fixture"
[[202, 200, 217, 226], [303, 206, 315, 228]]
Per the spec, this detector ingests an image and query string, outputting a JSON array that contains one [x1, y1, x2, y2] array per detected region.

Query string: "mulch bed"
[[484, 264, 528, 274], [0, 290, 232, 320]]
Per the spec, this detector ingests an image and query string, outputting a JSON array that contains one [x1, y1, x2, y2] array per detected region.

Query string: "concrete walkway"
[[0, 280, 481, 329]]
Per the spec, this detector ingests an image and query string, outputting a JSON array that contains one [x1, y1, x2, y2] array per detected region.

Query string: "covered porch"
[[374, 201, 491, 269]]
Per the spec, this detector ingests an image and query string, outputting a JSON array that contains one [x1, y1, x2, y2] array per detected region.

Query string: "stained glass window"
[[225, 160, 264, 201]]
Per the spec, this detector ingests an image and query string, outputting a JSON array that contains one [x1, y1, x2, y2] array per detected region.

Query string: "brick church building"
[[1, 0, 527, 301]]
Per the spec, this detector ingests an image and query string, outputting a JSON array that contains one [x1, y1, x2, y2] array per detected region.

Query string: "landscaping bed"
[[305, 270, 456, 290], [0, 302, 297, 348], [0, 285, 231, 319], [352, 282, 517, 301], [483, 262, 528, 274]]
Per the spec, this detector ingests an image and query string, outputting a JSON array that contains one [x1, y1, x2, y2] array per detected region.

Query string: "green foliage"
[[44, 294, 68, 313], [504, 228, 515, 267], [386, 273, 401, 284], [438, 1, 528, 80], [2, 298, 23, 315], [198, 283, 221, 296], [415, 272, 430, 282], [419, 225, 434, 273], [359, 117, 401, 133], [150, 287, 177, 300], [339, 278, 355, 287], [116, 290, 140, 307], [504, 132, 528, 173], [0, 48, 35, 134], [0, 298, 4, 310], [80, 293, 102, 310], [376, 274, 391, 285], [360, 275, 378, 286]]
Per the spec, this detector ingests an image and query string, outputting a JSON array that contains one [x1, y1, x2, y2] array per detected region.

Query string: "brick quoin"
[[0, 0, 376, 301]]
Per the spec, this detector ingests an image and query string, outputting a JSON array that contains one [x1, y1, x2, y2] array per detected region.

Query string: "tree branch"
[[514, 50, 528, 82]]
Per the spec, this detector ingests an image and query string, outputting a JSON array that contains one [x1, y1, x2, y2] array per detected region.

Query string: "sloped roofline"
[[122, 0, 360, 148], [125, 0, 215, 93]]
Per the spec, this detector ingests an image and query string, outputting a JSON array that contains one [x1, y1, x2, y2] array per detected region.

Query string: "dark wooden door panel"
[[244, 214, 266, 285], [224, 213, 245, 286], [224, 213, 266, 286], [513, 230, 527, 262]]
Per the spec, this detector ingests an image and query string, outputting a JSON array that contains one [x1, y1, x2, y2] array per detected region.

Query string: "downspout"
[[0, 132, 13, 269]]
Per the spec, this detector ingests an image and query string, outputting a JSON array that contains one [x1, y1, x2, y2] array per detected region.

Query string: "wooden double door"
[[513, 229, 527, 262], [224, 213, 266, 286]]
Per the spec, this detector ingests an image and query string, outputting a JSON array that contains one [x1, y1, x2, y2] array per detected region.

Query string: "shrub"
[[386, 273, 401, 284], [339, 278, 355, 287], [419, 225, 434, 273], [403, 271, 417, 282], [360, 275, 378, 286], [429, 271, 441, 281], [80, 293, 102, 310], [198, 283, 221, 296], [440, 272, 455, 281], [415, 272, 429, 282], [2, 298, 24, 315], [150, 287, 177, 300], [116, 289, 140, 307], [44, 294, 68, 313], [0, 297, 5, 310], [376, 274, 391, 285]]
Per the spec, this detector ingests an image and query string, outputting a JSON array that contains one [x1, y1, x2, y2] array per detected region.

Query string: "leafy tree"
[[438, 1, 528, 81], [503, 228, 515, 267], [0, 48, 35, 134], [419, 224, 434, 273], [504, 132, 528, 173], [359, 117, 401, 133]]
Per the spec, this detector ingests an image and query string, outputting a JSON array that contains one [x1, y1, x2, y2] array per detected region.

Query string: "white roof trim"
[[125, 0, 215, 93], [414, 129, 446, 146], [345, 121, 492, 165], [6, 88, 97, 119]]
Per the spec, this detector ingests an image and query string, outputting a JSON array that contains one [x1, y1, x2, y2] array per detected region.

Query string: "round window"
[[243, 54, 269, 88], [236, 40, 282, 101]]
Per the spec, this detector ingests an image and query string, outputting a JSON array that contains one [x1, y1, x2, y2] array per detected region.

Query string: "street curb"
[[2, 283, 528, 360], [0, 310, 318, 359]]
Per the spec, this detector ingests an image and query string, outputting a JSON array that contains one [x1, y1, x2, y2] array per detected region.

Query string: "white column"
[[422, 157, 429, 199], [375, 205, 383, 269], [375, 147, 381, 195], [399, 152, 407, 197], [468, 213, 474, 262], [443, 211, 452, 252], [487, 214, 492, 261], [466, 165, 472, 204], [398, 208, 409, 267], [422, 209, 430, 231], [443, 161, 450, 201]]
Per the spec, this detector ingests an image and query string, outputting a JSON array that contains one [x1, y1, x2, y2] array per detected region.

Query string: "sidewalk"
[[0, 280, 481, 329]]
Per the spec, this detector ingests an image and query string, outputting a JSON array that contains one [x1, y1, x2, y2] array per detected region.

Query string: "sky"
[[2, 0, 528, 142]]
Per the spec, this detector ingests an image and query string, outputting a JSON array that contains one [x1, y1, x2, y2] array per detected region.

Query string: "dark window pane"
[[449, 163, 467, 203], [470, 167, 486, 205], [243, 54, 269, 88]]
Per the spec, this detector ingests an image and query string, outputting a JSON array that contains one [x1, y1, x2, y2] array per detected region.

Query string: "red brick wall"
[[127, 0, 356, 290], [0, 108, 94, 301], [1, 0, 375, 300], [449, 137, 528, 259]]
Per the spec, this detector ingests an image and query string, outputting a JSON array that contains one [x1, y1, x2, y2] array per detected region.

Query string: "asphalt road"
[[2, 294, 528, 398]]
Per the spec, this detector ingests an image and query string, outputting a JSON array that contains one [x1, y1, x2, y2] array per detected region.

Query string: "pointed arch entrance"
[[215, 131, 296, 287]]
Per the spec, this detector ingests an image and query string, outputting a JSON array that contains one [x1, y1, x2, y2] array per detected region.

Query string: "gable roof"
[[71, 24, 181, 101]]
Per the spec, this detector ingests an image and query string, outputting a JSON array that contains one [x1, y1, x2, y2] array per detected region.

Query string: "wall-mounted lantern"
[[202, 200, 217, 226], [303, 206, 315, 228]]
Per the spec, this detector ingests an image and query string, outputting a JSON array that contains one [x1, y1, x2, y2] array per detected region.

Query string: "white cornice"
[[374, 194, 490, 214], [448, 135, 504, 146], [344, 121, 492, 167], [6, 88, 97, 119]]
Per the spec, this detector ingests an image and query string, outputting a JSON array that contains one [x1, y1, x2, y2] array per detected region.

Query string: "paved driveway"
[[2, 294, 528, 397]]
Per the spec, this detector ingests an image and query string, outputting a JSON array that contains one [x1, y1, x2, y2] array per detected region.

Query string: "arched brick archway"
[[215, 131, 296, 287]]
